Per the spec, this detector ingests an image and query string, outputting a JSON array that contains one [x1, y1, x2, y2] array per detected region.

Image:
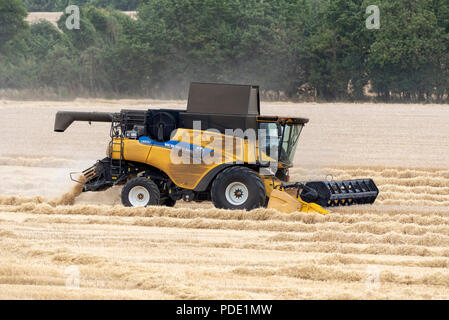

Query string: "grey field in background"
[[25, 11, 137, 27]]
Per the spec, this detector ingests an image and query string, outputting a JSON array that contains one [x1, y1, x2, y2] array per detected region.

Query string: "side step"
[[304, 179, 379, 207]]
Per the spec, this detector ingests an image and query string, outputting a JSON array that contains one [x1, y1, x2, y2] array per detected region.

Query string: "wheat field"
[[0, 99, 448, 299], [25, 12, 137, 27]]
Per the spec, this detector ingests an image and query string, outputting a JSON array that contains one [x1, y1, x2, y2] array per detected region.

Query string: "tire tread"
[[211, 166, 266, 210], [121, 177, 160, 207]]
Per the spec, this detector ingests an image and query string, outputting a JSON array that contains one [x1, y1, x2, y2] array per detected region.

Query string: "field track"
[[0, 100, 448, 299]]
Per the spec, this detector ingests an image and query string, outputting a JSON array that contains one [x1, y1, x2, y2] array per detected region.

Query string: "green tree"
[[307, 0, 373, 100], [38, 43, 80, 90], [367, 0, 448, 102], [57, 7, 98, 51], [92, 0, 139, 11], [0, 0, 28, 49], [4, 0, 449, 101], [27, 20, 66, 58], [134, 0, 297, 96]]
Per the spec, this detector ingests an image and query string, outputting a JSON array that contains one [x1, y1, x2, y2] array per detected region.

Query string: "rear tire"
[[211, 166, 266, 210], [121, 177, 160, 207]]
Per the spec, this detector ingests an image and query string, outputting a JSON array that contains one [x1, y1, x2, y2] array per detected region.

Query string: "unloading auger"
[[54, 83, 378, 214]]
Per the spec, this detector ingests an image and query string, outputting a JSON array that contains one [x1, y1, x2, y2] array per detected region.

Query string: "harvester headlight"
[[126, 130, 138, 139]]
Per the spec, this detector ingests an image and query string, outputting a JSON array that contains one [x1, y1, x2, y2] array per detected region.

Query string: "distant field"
[[26, 11, 137, 26], [0, 99, 449, 299]]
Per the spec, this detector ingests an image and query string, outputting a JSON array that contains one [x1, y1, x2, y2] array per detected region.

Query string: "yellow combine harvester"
[[54, 83, 378, 214]]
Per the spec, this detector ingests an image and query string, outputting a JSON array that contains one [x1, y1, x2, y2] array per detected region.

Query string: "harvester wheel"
[[121, 177, 160, 207], [211, 166, 266, 210]]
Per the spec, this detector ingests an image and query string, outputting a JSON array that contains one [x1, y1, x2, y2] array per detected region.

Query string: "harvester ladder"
[[109, 119, 125, 179]]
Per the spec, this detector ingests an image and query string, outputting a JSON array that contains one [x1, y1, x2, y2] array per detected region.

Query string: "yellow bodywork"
[[267, 190, 330, 215], [263, 177, 330, 215], [110, 128, 329, 214], [110, 128, 275, 189]]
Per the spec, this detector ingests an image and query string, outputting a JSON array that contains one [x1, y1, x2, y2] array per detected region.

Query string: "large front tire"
[[121, 177, 160, 207], [211, 167, 266, 210]]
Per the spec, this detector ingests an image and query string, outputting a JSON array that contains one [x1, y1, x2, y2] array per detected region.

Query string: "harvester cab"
[[54, 82, 378, 213]]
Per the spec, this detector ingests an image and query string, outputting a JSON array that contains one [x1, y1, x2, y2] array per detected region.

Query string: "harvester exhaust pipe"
[[54, 111, 114, 132]]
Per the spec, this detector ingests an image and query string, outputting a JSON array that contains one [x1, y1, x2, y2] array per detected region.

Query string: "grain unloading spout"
[[54, 111, 114, 132], [187, 82, 260, 115]]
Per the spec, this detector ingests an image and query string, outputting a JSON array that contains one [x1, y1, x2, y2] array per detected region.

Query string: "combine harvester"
[[54, 83, 378, 214]]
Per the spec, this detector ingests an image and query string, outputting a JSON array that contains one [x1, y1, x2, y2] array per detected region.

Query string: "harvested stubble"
[[0, 100, 449, 299]]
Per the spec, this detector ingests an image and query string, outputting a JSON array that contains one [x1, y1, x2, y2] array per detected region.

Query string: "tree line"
[[1, 0, 449, 102]]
